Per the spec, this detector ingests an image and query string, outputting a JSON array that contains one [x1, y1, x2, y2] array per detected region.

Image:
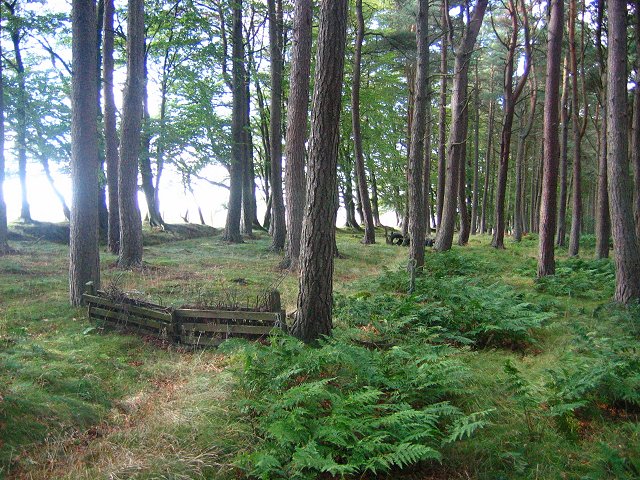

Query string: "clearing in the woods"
[[0, 228, 638, 479]]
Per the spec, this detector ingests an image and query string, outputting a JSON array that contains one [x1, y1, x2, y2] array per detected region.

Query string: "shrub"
[[534, 258, 615, 300], [224, 334, 489, 479]]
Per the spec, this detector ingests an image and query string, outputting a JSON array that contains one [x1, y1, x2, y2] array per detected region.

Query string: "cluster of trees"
[[0, 0, 639, 341]]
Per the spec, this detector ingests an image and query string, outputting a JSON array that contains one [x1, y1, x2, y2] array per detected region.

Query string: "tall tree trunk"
[[537, 0, 564, 277], [7, 5, 30, 223], [282, 0, 311, 269], [633, 0, 640, 241], [470, 60, 480, 235], [0, 16, 10, 254], [422, 15, 433, 237], [607, 0, 640, 303], [434, 0, 488, 252], [70, 0, 101, 304], [268, 0, 286, 251], [223, 0, 245, 243], [408, 0, 429, 267], [435, 0, 448, 232], [492, 0, 531, 249], [292, 0, 348, 343], [594, 0, 609, 259], [118, 0, 145, 268], [371, 169, 383, 227], [557, 56, 570, 246], [242, 64, 255, 236], [96, 0, 108, 238], [457, 79, 470, 246], [514, 69, 537, 242], [103, 0, 119, 254], [341, 152, 361, 230], [568, 0, 586, 256], [139, 59, 164, 228], [480, 84, 495, 234], [352, 0, 376, 244]]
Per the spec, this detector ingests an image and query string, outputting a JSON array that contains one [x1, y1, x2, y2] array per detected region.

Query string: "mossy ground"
[[0, 227, 637, 479]]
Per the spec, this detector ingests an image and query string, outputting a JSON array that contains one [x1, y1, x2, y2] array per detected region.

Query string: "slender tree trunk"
[[422, 16, 433, 236], [292, 0, 348, 343], [268, 0, 286, 251], [537, 0, 564, 277], [224, 0, 245, 243], [514, 69, 537, 242], [103, 0, 119, 254], [70, 0, 101, 304], [434, 0, 488, 252], [352, 0, 376, 244], [595, 0, 609, 259], [607, 0, 640, 303], [408, 0, 429, 267], [435, 0, 448, 232], [568, 0, 586, 256], [557, 56, 570, 246], [0, 17, 10, 254], [282, 0, 311, 269], [8, 9, 30, 223], [242, 64, 255, 236], [118, 0, 145, 268], [480, 90, 495, 234], [471, 60, 480, 235], [371, 169, 383, 227], [457, 79, 470, 246], [492, 0, 531, 249]]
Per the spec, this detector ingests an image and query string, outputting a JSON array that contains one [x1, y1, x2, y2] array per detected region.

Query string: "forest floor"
[[0, 226, 638, 479]]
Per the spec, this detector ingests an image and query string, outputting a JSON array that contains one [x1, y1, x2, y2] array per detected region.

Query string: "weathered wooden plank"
[[89, 306, 171, 332], [83, 294, 173, 322], [180, 323, 275, 335], [174, 308, 280, 322]]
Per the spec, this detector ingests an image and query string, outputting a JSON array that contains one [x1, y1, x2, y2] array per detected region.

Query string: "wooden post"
[[84, 281, 95, 295], [267, 290, 281, 312]]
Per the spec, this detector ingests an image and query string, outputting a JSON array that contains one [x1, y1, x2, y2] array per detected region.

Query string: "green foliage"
[[337, 264, 552, 349], [534, 258, 615, 300], [225, 333, 487, 479]]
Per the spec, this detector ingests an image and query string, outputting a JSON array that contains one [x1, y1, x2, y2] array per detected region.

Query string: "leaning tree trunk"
[[537, 0, 564, 277], [70, 0, 101, 305], [223, 0, 245, 243], [556, 56, 570, 247], [103, 0, 119, 254], [407, 0, 429, 268], [282, 0, 311, 269], [606, 0, 640, 303], [292, 0, 348, 343], [434, 0, 488, 252], [352, 0, 376, 244], [268, 0, 286, 251], [118, 0, 145, 268]]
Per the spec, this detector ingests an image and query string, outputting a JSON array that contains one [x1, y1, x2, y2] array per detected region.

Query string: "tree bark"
[[103, 0, 119, 254], [408, 0, 429, 267], [223, 0, 245, 243], [606, 0, 640, 303], [352, 0, 376, 244], [70, 0, 101, 304], [457, 79, 470, 246], [242, 61, 255, 236], [434, 0, 488, 252], [633, 0, 640, 242], [118, 0, 145, 268], [268, 0, 286, 251], [371, 169, 383, 227], [537, 0, 564, 277], [292, 0, 347, 343], [282, 0, 311, 269], [480, 81, 495, 234], [470, 60, 480, 235]]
